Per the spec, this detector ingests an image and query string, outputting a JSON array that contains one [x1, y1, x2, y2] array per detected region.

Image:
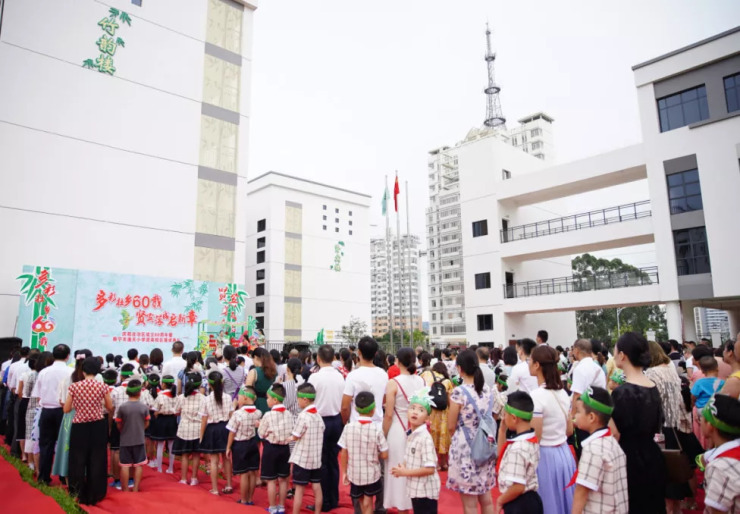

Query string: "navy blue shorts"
[[232, 437, 260, 474], [292, 464, 321, 485], [260, 441, 290, 480], [350, 479, 382, 498]]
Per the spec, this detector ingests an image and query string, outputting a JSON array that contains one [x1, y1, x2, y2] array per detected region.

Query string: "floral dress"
[[421, 370, 452, 454], [446, 384, 497, 495]]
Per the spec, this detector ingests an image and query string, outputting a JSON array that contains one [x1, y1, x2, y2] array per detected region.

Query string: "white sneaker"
[[165, 469, 174, 474], [190, 479, 199, 486], [148, 461, 158, 468], [178, 479, 188, 485]]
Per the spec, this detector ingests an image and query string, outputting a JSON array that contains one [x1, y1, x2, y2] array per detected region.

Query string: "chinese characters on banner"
[[114, 331, 176, 344], [16, 266, 58, 350], [82, 8, 132, 75], [92, 289, 198, 329]]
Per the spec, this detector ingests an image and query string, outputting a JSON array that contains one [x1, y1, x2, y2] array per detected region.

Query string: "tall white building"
[[370, 234, 422, 338], [694, 308, 730, 340], [426, 115, 556, 344], [0, 0, 258, 336], [456, 26, 740, 346], [245, 172, 371, 344]]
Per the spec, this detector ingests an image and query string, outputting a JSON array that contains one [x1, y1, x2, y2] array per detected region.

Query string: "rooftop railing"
[[503, 266, 659, 299], [501, 200, 651, 243]]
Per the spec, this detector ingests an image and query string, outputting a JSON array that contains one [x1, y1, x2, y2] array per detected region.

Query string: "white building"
[[245, 172, 371, 344], [370, 234, 422, 338], [0, 0, 258, 335], [455, 26, 740, 346], [694, 307, 730, 340], [426, 114, 556, 344]]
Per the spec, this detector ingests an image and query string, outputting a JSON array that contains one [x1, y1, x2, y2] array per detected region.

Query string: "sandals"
[[209, 489, 219, 496], [235, 499, 254, 505], [222, 487, 234, 494]]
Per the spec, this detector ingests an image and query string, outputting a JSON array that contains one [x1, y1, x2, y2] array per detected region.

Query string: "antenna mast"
[[484, 23, 506, 129]]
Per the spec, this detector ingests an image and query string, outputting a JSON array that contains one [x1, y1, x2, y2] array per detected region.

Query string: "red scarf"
[[271, 405, 286, 413], [242, 406, 257, 414], [716, 445, 740, 461], [160, 389, 174, 398], [305, 406, 318, 414], [566, 429, 611, 488], [496, 433, 539, 475]]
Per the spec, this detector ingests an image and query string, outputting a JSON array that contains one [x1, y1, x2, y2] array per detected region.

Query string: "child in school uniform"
[[495, 391, 543, 514], [101, 369, 118, 477], [699, 394, 740, 514], [143, 373, 159, 467], [258, 383, 295, 514], [109, 363, 136, 489], [173, 372, 205, 486], [226, 386, 262, 506], [151, 374, 178, 473], [115, 379, 150, 492], [338, 391, 389, 514], [199, 370, 234, 496], [571, 386, 629, 514], [390, 387, 441, 514], [289, 383, 325, 514]]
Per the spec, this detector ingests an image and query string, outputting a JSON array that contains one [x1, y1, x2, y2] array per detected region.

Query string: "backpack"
[[460, 386, 498, 467], [429, 372, 448, 411], [678, 374, 692, 413]]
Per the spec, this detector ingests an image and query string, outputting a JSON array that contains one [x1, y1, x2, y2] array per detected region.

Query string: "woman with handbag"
[[611, 332, 667, 514], [383, 347, 425, 513], [527, 345, 576, 514], [645, 341, 702, 513]]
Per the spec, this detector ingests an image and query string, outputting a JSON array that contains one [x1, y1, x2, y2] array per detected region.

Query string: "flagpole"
[[396, 171, 404, 348], [385, 175, 393, 350], [405, 180, 413, 344]]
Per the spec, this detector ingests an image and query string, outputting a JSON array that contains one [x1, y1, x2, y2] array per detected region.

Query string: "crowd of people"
[[1, 330, 739, 514]]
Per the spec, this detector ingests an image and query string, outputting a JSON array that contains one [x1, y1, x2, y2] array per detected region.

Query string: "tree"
[[340, 316, 367, 344], [573, 253, 668, 344]]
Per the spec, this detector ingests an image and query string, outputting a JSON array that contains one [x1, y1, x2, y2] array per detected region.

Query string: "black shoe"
[[59, 477, 67, 485], [286, 488, 295, 499], [307, 507, 316, 512]]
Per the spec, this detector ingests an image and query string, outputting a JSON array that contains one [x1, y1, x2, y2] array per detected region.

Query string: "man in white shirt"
[[508, 339, 539, 393], [161, 341, 186, 387], [32, 343, 71, 485], [569, 339, 607, 408], [477, 347, 496, 389], [341, 336, 389, 514], [308, 345, 346, 512], [536, 330, 549, 346], [6, 347, 31, 454]]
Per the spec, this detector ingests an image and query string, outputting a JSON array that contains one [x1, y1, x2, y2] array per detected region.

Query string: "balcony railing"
[[503, 266, 659, 299], [500, 200, 651, 243]]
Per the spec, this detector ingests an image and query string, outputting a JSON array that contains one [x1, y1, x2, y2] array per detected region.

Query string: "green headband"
[[239, 390, 256, 400], [356, 402, 375, 415], [297, 392, 316, 399], [126, 385, 142, 394], [581, 388, 614, 416], [505, 403, 533, 421], [702, 398, 740, 435], [497, 377, 508, 387], [208, 379, 215, 385], [148, 376, 160, 383], [610, 370, 625, 385], [408, 387, 436, 414], [268, 389, 284, 402], [161, 378, 175, 384], [120, 371, 133, 377]]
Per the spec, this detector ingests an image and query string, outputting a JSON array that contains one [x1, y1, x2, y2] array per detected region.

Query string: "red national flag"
[[394, 175, 400, 212]]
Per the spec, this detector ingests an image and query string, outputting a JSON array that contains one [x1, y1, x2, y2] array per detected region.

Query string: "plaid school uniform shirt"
[[152, 391, 178, 415], [704, 439, 740, 514], [576, 428, 629, 514], [337, 416, 389, 486], [226, 405, 262, 441], [175, 392, 205, 441], [140, 389, 155, 409], [289, 405, 325, 470], [498, 430, 540, 495], [111, 383, 130, 418], [257, 404, 295, 445], [198, 392, 234, 423], [404, 424, 440, 499]]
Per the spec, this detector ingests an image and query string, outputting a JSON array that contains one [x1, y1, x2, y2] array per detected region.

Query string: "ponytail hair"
[[340, 348, 353, 373], [161, 374, 177, 396], [208, 371, 224, 406], [147, 373, 160, 399], [396, 347, 417, 375], [184, 372, 202, 396], [456, 349, 484, 395], [254, 348, 277, 380], [224, 345, 238, 371], [72, 349, 92, 383]]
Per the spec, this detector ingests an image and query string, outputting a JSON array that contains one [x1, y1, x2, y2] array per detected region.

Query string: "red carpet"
[[0, 456, 64, 513]]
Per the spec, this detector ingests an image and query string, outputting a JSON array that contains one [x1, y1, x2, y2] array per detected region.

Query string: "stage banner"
[[16, 265, 248, 355]]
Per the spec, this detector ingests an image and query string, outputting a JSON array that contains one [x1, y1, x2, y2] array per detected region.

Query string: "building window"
[[255, 316, 264, 329], [349, 230, 353, 235], [432, 314, 436, 321], [472, 220, 488, 237], [534, 153, 544, 160], [531, 141, 543, 150], [511, 136, 518, 146], [349, 220, 353, 226], [256, 283, 265, 296], [674, 227, 710, 276], [667, 169, 702, 214], [502, 169, 511, 180], [432, 327, 437, 335], [335, 227, 339, 233], [335, 218, 339, 223], [335, 208, 339, 213], [256, 251, 265, 264], [531, 128, 542, 137], [257, 219, 266, 232], [323, 215, 327, 220], [349, 211, 353, 216], [475, 272, 491, 290], [477, 314, 493, 331], [323, 205, 327, 210], [131, 0, 142, 5], [658, 85, 709, 132], [257, 237, 265, 249], [256, 269, 265, 280], [323, 225, 327, 230], [724, 72, 740, 113], [255, 302, 264, 314]]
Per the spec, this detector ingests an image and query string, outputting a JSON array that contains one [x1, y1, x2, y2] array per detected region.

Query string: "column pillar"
[[727, 309, 740, 341], [680, 301, 697, 342], [665, 301, 683, 342]]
